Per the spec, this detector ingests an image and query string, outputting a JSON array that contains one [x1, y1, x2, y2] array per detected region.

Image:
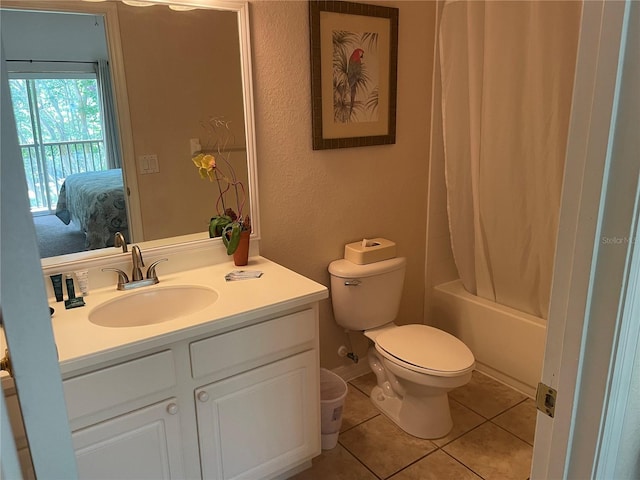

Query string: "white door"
[[531, 0, 638, 478], [195, 350, 319, 480], [0, 43, 77, 477], [73, 398, 186, 479]]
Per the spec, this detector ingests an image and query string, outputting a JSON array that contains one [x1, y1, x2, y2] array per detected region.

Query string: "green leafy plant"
[[192, 117, 250, 255]]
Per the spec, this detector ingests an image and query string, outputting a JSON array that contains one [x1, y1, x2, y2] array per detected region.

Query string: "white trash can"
[[320, 368, 348, 450]]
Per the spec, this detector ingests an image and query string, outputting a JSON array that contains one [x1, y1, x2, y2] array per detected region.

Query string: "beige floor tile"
[[389, 450, 482, 480], [449, 371, 527, 418], [350, 372, 378, 396], [340, 414, 437, 479], [443, 422, 532, 480], [432, 399, 486, 447], [290, 444, 377, 480], [492, 399, 537, 445], [341, 385, 380, 432]]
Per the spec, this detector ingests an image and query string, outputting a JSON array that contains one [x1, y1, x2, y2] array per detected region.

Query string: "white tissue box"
[[344, 238, 396, 265]]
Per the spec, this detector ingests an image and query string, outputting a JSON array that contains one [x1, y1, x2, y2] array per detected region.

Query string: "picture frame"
[[309, 0, 399, 150]]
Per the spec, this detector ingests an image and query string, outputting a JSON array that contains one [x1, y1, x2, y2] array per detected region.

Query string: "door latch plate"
[[536, 382, 557, 418]]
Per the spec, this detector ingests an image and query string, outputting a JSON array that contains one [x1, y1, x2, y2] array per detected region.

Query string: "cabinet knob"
[[197, 391, 209, 403], [166, 403, 179, 415]]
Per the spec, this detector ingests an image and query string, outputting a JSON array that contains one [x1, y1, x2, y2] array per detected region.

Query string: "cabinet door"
[[72, 398, 185, 480], [195, 350, 319, 480]]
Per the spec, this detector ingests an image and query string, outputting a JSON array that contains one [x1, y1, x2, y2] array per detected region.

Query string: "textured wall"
[[250, 0, 436, 369]]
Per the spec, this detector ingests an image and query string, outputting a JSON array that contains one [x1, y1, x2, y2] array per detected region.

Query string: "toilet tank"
[[328, 257, 406, 331]]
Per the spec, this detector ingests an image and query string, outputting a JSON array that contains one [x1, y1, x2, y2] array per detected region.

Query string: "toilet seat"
[[374, 325, 475, 377]]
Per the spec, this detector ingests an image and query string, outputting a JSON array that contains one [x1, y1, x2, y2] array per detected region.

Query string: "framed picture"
[[309, 0, 399, 150]]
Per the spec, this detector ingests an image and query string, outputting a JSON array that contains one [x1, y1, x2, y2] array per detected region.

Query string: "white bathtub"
[[431, 280, 546, 397]]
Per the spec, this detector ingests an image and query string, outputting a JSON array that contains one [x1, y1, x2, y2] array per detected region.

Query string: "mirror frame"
[[1, 0, 259, 268]]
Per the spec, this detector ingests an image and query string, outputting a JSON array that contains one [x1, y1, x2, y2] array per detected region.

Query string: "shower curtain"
[[439, 0, 581, 318]]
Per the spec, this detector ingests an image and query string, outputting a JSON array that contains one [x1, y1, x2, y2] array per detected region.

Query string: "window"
[[9, 70, 108, 214]]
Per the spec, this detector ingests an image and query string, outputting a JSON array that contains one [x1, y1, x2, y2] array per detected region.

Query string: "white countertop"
[[5, 256, 327, 377]]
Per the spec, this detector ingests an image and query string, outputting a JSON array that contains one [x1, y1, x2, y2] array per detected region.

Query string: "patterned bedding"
[[55, 169, 129, 249]]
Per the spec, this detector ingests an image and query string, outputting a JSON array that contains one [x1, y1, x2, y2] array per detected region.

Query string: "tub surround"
[[432, 280, 546, 397]]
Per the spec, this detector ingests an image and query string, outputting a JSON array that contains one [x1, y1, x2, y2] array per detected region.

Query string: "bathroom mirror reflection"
[[0, 0, 257, 260]]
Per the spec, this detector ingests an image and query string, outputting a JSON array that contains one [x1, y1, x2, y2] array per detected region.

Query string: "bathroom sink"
[[89, 285, 219, 328]]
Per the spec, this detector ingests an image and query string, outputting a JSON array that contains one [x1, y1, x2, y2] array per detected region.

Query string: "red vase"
[[233, 230, 250, 266]]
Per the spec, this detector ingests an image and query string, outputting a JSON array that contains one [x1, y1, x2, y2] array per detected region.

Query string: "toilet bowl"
[[328, 252, 475, 439], [365, 323, 474, 438]]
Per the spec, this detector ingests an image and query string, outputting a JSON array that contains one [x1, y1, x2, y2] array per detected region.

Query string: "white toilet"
[[329, 255, 475, 439]]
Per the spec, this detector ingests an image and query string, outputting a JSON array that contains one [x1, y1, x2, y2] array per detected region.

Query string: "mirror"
[[0, 0, 258, 263]]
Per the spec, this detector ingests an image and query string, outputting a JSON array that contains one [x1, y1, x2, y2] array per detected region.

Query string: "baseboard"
[[475, 362, 536, 399], [273, 459, 312, 479], [331, 361, 372, 382]]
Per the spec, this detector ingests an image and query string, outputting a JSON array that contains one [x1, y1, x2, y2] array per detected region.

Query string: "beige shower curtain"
[[439, 0, 581, 318]]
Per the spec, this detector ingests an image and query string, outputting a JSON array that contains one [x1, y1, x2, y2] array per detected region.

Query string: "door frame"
[[531, 0, 637, 477], [1, 44, 78, 477]]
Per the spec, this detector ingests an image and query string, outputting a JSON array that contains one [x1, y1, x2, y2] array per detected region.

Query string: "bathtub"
[[431, 280, 546, 397]]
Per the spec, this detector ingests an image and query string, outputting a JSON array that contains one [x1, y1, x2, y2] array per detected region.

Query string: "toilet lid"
[[375, 325, 475, 377]]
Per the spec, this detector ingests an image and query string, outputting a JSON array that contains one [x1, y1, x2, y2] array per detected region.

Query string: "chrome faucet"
[[114, 232, 128, 253], [103, 245, 168, 290]]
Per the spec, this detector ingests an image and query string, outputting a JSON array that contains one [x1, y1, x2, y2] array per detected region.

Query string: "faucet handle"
[[146, 259, 168, 281], [102, 268, 129, 290]]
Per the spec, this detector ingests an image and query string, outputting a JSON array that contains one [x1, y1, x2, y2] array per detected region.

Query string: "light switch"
[[138, 154, 159, 174], [138, 156, 149, 174], [148, 156, 159, 173], [190, 138, 201, 155]]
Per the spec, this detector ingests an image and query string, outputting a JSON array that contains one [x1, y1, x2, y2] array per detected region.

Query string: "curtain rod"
[[6, 59, 101, 64]]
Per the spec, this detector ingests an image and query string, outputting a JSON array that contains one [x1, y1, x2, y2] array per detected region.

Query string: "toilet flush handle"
[[344, 279, 361, 286]]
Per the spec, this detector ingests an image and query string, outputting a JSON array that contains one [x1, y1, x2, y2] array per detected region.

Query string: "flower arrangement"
[[192, 117, 250, 255]]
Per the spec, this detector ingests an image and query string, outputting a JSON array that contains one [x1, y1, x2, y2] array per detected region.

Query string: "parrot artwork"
[[347, 48, 364, 117]]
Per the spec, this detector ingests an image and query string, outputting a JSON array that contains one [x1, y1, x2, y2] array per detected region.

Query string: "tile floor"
[[292, 371, 536, 480]]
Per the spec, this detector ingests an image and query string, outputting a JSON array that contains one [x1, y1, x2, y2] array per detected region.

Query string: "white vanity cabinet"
[[62, 349, 185, 479], [195, 352, 318, 479], [73, 398, 185, 479], [4, 250, 328, 480], [12, 305, 321, 480], [190, 308, 320, 480]]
